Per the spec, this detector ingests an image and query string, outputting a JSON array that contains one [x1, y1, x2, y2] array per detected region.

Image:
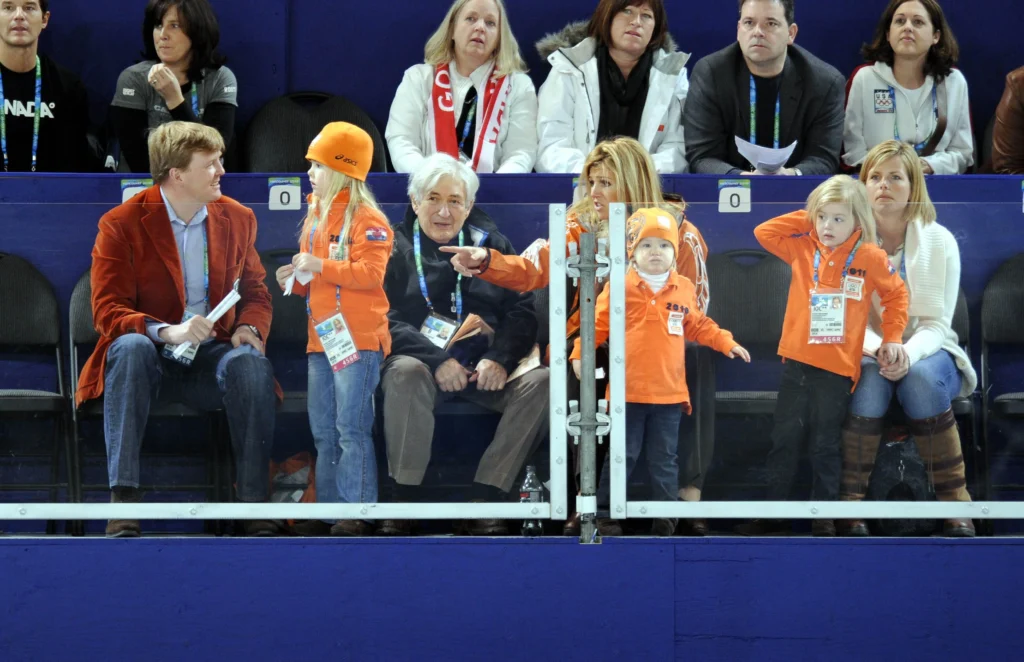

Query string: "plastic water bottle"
[[520, 465, 544, 537]]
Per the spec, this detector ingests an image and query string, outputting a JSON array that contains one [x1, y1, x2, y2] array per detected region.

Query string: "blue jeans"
[[850, 351, 962, 420], [307, 350, 382, 511], [597, 403, 682, 508], [103, 334, 276, 502]]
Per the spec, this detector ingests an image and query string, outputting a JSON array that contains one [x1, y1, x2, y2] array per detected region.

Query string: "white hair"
[[407, 153, 480, 204]]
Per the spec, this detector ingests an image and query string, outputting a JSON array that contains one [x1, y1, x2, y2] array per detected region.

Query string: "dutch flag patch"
[[366, 227, 389, 242]]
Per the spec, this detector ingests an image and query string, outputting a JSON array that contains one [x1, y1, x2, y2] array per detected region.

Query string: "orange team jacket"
[[570, 269, 738, 411], [290, 190, 393, 355], [754, 210, 909, 386], [480, 211, 711, 342]]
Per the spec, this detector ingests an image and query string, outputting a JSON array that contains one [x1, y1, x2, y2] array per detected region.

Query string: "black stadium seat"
[[243, 92, 388, 173]]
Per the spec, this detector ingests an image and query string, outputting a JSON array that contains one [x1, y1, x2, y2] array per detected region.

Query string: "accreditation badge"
[[808, 288, 846, 345]]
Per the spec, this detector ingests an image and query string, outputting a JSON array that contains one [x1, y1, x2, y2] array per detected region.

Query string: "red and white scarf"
[[428, 62, 512, 173]]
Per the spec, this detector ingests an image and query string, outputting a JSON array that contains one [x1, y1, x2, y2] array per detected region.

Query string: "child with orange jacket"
[[275, 123, 393, 537], [750, 175, 909, 536], [570, 208, 750, 536]]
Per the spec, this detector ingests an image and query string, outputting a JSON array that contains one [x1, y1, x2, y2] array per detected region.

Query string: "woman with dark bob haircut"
[[110, 0, 237, 173], [534, 0, 691, 174], [842, 0, 973, 174]]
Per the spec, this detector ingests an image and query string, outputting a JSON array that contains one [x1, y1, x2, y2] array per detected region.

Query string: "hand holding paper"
[[170, 285, 243, 359], [284, 268, 313, 296]]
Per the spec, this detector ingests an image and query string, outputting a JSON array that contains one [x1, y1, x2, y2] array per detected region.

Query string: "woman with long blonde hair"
[[385, 0, 538, 174], [443, 136, 717, 535], [275, 123, 393, 537]]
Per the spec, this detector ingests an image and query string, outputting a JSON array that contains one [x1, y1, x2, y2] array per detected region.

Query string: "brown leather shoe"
[[651, 518, 678, 536], [678, 518, 708, 536], [105, 488, 142, 538], [837, 519, 870, 537], [330, 520, 372, 536], [292, 519, 332, 537], [376, 519, 414, 536], [597, 517, 623, 537], [942, 519, 976, 538], [562, 512, 581, 536], [811, 519, 837, 537], [458, 519, 508, 536], [244, 520, 282, 537], [735, 519, 790, 536]]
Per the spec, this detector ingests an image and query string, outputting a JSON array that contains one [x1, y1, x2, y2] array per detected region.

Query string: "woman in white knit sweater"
[[842, 0, 973, 175], [839, 140, 977, 538]]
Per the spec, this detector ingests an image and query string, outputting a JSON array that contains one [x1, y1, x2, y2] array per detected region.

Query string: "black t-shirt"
[[752, 73, 782, 149], [0, 54, 94, 172]]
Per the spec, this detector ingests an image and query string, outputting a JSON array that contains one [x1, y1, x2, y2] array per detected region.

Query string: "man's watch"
[[244, 324, 262, 340]]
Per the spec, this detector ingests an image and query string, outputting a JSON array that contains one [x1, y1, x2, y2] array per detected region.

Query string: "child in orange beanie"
[[275, 122, 393, 537], [571, 207, 750, 537]]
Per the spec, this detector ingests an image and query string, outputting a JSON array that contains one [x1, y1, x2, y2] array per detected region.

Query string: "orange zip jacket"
[[291, 191, 393, 355], [570, 269, 738, 410], [754, 210, 908, 386]]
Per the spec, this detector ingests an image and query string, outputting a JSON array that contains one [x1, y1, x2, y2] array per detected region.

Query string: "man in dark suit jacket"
[[683, 0, 845, 176], [78, 122, 279, 538]]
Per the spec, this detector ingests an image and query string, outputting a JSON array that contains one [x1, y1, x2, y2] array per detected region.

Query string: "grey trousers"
[[381, 355, 549, 493]]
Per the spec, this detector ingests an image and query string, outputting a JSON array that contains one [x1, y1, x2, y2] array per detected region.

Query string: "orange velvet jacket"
[[76, 185, 275, 406]]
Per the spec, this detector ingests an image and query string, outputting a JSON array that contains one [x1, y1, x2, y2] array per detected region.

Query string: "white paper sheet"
[[283, 269, 313, 296], [734, 137, 798, 174]]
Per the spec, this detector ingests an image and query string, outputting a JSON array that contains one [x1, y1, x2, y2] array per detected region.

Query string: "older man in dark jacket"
[[379, 153, 548, 536]]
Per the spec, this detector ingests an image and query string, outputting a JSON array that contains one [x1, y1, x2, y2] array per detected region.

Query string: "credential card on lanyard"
[[420, 313, 459, 349], [316, 312, 360, 371], [808, 288, 846, 345]]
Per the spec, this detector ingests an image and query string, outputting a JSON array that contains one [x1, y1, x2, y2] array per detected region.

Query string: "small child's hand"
[[571, 359, 582, 380], [728, 345, 751, 363]]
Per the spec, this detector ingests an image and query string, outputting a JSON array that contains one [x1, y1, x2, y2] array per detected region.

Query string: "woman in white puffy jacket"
[[535, 0, 689, 174], [385, 0, 538, 174], [843, 0, 973, 175]]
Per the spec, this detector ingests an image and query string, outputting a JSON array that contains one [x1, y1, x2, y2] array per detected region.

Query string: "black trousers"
[[767, 360, 853, 501]]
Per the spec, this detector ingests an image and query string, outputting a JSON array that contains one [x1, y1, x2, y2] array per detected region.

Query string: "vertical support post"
[[547, 204, 568, 523], [607, 203, 628, 521], [577, 231, 599, 543]]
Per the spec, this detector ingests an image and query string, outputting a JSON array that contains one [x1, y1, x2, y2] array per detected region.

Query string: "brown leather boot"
[[910, 409, 974, 537], [838, 415, 883, 536], [105, 488, 142, 538]]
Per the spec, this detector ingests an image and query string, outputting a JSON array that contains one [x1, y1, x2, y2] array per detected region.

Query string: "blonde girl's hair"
[[423, 0, 527, 76], [300, 166, 382, 260], [859, 139, 937, 225], [806, 175, 878, 246], [570, 137, 666, 236]]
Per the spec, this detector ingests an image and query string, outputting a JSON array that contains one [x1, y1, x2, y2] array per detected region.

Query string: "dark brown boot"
[[105, 488, 142, 538], [811, 519, 837, 537], [330, 520, 372, 536], [838, 415, 883, 536], [910, 409, 971, 502], [376, 519, 414, 536]]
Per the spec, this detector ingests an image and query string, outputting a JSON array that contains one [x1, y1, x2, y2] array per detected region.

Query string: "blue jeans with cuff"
[[597, 403, 682, 509], [103, 334, 276, 502], [307, 350, 382, 517]]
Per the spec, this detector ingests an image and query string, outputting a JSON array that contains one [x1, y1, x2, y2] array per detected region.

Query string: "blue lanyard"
[[414, 220, 463, 323], [190, 82, 200, 117], [0, 56, 42, 171], [889, 84, 937, 153], [305, 216, 341, 319], [813, 238, 863, 288], [749, 75, 781, 149], [183, 223, 209, 309]]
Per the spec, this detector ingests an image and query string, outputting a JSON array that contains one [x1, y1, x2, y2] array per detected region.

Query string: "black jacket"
[[384, 205, 538, 375], [683, 43, 845, 176]]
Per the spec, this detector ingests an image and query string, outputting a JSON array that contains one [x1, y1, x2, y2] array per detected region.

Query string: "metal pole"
[[576, 231, 599, 543], [547, 204, 569, 524]]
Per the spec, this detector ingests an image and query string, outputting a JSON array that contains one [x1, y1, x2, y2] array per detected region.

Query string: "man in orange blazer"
[[77, 122, 278, 537]]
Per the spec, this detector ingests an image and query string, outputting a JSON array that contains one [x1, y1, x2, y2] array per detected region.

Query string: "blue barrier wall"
[[1, 537, 1021, 661], [40, 1, 1024, 139]]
